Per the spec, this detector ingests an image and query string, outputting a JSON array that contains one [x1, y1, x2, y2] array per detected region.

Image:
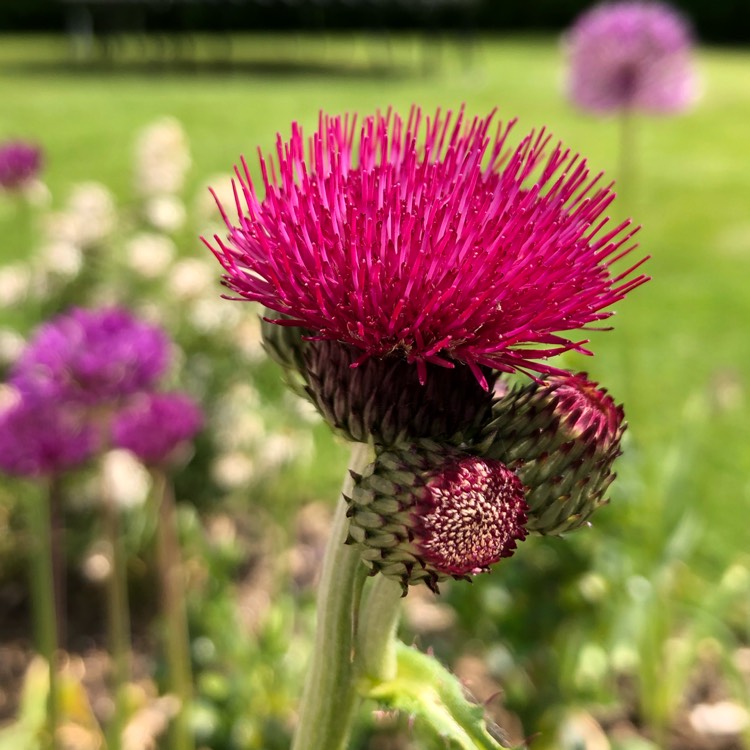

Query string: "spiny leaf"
[[361, 641, 516, 750]]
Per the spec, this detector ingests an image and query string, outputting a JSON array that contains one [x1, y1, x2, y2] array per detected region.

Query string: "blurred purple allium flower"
[[113, 392, 203, 465], [205, 107, 648, 388], [0, 140, 43, 191], [0, 392, 97, 477], [12, 307, 170, 406], [565, 1, 697, 114]]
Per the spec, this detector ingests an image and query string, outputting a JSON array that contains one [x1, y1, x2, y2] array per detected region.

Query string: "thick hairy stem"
[[291, 442, 372, 750]]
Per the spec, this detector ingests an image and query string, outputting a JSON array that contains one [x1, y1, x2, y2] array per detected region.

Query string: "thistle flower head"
[[481, 372, 625, 534], [205, 107, 648, 389], [11, 307, 170, 406], [0, 391, 97, 477], [0, 140, 43, 191], [347, 440, 528, 593], [113, 391, 204, 466], [566, 1, 697, 114]]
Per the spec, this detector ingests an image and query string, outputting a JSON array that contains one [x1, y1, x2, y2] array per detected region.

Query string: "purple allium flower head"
[[11, 307, 170, 406], [205, 107, 648, 388], [113, 392, 203, 465], [0, 392, 97, 477], [0, 140, 43, 191], [565, 1, 697, 114]]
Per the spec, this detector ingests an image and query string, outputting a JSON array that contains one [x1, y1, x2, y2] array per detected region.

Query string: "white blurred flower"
[[212, 452, 256, 490], [125, 232, 176, 279], [194, 172, 235, 223], [0, 329, 25, 367], [690, 701, 749, 736], [188, 296, 241, 334], [37, 241, 83, 280], [81, 543, 112, 583], [144, 195, 186, 233], [45, 182, 116, 249], [134, 117, 191, 198], [0, 383, 22, 412], [0, 263, 31, 308], [167, 257, 215, 301], [102, 449, 152, 508], [258, 432, 311, 472], [232, 311, 265, 363]]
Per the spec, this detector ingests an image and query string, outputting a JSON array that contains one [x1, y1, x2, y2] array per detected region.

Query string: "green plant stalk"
[[290, 441, 372, 750], [151, 469, 195, 750], [355, 574, 403, 683], [27, 480, 60, 749], [618, 106, 636, 212], [102, 470, 132, 750]]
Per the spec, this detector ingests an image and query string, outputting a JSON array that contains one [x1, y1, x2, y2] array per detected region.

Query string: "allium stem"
[[355, 575, 403, 684], [618, 107, 636, 210], [102, 466, 132, 750], [151, 469, 195, 750], [27, 481, 60, 748], [291, 442, 372, 750]]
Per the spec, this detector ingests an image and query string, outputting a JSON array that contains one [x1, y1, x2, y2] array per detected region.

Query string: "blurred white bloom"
[[167, 257, 215, 301], [232, 312, 265, 363], [259, 432, 310, 472], [102, 449, 152, 508], [194, 172, 235, 223], [212, 452, 256, 489], [37, 241, 83, 280], [286, 392, 322, 425], [0, 384, 22, 412], [134, 117, 191, 198], [188, 296, 242, 335], [125, 232, 176, 279], [24, 179, 52, 209], [0, 263, 31, 307], [45, 182, 115, 249], [0, 330, 25, 367], [81, 544, 112, 583], [144, 195, 186, 233], [690, 701, 749, 736], [123, 694, 181, 750]]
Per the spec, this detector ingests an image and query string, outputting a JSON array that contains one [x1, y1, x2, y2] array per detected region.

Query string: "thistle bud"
[[346, 440, 528, 594], [481, 373, 625, 535], [304, 340, 495, 445]]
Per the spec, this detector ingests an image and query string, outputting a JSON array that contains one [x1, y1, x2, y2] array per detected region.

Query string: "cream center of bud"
[[414, 457, 528, 577]]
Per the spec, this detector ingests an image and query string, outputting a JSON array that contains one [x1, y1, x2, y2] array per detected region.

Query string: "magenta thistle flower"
[[113, 392, 204, 466], [205, 107, 648, 388], [0, 140, 43, 191], [11, 307, 170, 406], [0, 393, 97, 478], [565, 1, 697, 114]]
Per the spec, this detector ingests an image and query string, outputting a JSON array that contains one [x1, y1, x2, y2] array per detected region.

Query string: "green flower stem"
[[355, 574, 403, 684], [151, 469, 195, 750], [618, 106, 636, 211], [101, 466, 131, 750], [291, 442, 372, 750], [28, 480, 60, 748]]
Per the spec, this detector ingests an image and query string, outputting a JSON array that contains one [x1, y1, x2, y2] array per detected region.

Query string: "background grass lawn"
[[1, 31, 749, 749]]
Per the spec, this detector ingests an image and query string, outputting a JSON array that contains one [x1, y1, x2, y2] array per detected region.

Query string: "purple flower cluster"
[[0, 140, 43, 191], [0, 308, 203, 478], [565, 1, 697, 114]]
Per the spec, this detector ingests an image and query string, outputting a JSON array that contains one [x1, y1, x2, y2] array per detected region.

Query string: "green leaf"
[[361, 642, 516, 750]]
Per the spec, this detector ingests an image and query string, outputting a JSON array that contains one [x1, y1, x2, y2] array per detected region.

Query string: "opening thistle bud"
[[481, 373, 625, 535], [346, 440, 528, 594]]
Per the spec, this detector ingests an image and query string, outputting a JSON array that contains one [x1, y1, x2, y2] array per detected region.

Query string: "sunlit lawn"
[[1, 30, 750, 746]]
